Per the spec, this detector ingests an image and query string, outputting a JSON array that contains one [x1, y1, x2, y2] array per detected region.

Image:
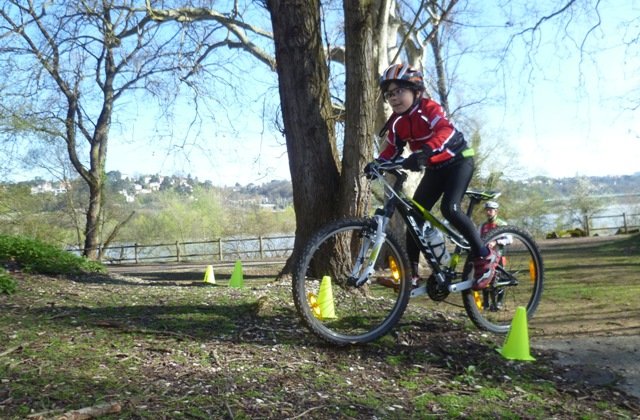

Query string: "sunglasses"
[[383, 87, 408, 100]]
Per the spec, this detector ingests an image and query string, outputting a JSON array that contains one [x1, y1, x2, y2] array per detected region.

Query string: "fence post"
[[134, 243, 139, 264], [176, 241, 181, 262], [584, 215, 590, 236], [259, 235, 264, 259], [217, 238, 223, 261]]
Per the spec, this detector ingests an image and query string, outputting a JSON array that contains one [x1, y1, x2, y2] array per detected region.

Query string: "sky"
[[478, 1, 640, 179], [5, 1, 640, 186]]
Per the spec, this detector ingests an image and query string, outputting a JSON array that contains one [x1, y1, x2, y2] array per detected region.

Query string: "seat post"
[[466, 197, 479, 217]]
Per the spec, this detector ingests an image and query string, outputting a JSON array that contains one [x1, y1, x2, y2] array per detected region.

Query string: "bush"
[[0, 235, 105, 276], [0, 268, 17, 294]]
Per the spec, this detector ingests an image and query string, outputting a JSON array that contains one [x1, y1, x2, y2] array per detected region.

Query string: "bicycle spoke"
[[463, 226, 544, 333], [292, 219, 412, 345]]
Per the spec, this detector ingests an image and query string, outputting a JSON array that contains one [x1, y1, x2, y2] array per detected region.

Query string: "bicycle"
[[292, 159, 544, 345]]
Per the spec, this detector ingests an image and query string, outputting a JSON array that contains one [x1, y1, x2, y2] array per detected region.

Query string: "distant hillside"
[[501, 173, 640, 202], [8, 171, 639, 206]]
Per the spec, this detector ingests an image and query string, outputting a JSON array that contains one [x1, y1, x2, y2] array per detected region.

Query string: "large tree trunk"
[[337, 0, 378, 219], [266, 0, 341, 274]]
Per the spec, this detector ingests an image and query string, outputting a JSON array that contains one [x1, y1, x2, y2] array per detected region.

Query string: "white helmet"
[[485, 201, 499, 210]]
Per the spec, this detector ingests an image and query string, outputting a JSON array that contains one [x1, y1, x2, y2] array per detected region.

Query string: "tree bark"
[[338, 0, 378, 219], [430, 33, 449, 114], [266, 0, 341, 274]]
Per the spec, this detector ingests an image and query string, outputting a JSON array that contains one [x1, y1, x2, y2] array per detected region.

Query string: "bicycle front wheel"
[[462, 225, 544, 334], [292, 218, 412, 345]]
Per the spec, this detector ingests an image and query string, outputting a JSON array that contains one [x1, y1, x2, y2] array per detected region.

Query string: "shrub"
[[0, 268, 17, 294], [0, 235, 105, 276]]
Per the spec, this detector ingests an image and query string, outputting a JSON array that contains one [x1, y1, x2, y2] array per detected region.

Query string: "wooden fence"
[[585, 212, 640, 236], [81, 235, 295, 264], [71, 212, 638, 264]]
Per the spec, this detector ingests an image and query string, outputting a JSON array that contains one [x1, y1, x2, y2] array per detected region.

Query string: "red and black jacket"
[[378, 97, 468, 167]]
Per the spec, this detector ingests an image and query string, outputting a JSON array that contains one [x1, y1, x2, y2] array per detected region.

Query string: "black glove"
[[364, 160, 380, 179], [402, 151, 429, 171]]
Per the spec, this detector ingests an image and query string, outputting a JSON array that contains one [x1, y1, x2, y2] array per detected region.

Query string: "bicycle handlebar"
[[365, 158, 405, 180]]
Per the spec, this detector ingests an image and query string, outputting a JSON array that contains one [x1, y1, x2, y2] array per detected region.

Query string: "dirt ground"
[[533, 336, 640, 400], [107, 235, 640, 403]]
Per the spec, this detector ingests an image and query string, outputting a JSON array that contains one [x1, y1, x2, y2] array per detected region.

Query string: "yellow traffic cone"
[[307, 292, 322, 319], [317, 276, 336, 319], [203, 265, 216, 285], [229, 260, 244, 288], [498, 306, 535, 361]]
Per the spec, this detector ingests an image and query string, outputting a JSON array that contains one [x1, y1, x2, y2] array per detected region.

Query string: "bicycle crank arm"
[[410, 285, 427, 298], [448, 279, 473, 292], [410, 278, 474, 298]]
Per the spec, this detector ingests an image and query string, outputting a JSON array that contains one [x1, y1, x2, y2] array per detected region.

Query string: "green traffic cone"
[[317, 276, 336, 319], [498, 306, 535, 361], [229, 260, 244, 288]]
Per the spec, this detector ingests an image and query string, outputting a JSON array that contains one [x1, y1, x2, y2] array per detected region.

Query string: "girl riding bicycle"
[[366, 63, 498, 291]]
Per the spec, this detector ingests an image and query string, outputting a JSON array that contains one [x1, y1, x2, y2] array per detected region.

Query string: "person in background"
[[479, 201, 507, 237]]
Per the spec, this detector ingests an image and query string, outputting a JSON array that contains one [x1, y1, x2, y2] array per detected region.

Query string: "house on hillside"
[[30, 181, 68, 195]]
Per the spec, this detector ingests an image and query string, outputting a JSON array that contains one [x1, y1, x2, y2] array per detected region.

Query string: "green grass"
[[0, 234, 638, 418], [531, 234, 640, 337]]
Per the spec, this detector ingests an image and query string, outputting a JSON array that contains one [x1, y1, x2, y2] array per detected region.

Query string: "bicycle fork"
[[348, 214, 390, 288]]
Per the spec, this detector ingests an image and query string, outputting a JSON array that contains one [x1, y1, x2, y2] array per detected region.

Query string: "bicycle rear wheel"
[[462, 226, 544, 334], [292, 218, 412, 345]]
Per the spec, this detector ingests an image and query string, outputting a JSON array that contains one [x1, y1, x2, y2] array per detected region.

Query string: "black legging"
[[406, 157, 487, 270]]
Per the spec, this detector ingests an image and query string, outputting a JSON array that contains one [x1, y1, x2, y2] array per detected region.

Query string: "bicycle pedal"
[[410, 285, 427, 298]]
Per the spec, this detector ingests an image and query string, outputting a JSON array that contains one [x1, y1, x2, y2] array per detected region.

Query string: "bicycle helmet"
[[379, 63, 425, 92], [485, 201, 499, 210]]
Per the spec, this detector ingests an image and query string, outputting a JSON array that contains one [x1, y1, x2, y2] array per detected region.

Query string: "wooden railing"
[[586, 213, 640, 236], [69, 235, 295, 264], [70, 212, 638, 263]]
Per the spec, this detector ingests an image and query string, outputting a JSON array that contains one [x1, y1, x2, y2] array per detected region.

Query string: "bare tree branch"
[[505, 0, 578, 52], [144, 1, 276, 70]]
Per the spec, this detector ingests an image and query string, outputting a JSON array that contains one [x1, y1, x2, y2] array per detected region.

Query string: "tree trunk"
[[83, 179, 102, 259], [430, 33, 449, 113], [267, 0, 341, 275], [338, 0, 378, 219]]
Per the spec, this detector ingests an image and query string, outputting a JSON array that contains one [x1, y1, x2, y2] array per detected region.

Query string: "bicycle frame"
[[372, 167, 482, 294]]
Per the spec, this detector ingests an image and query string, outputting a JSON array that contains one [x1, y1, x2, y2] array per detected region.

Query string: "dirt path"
[[534, 336, 640, 400]]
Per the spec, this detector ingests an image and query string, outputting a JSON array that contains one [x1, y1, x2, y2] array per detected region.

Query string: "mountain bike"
[[292, 159, 544, 345]]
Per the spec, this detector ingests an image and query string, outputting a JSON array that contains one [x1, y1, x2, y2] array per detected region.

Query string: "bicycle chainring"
[[426, 274, 450, 301]]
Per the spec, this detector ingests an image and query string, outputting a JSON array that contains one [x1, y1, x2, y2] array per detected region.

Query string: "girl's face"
[[384, 82, 415, 114]]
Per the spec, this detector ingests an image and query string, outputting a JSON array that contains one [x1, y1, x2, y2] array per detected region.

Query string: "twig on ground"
[[0, 344, 24, 357], [27, 402, 121, 420], [287, 405, 325, 419]]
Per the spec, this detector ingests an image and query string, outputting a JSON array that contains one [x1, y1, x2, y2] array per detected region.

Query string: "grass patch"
[[0, 234, 638, 418]]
